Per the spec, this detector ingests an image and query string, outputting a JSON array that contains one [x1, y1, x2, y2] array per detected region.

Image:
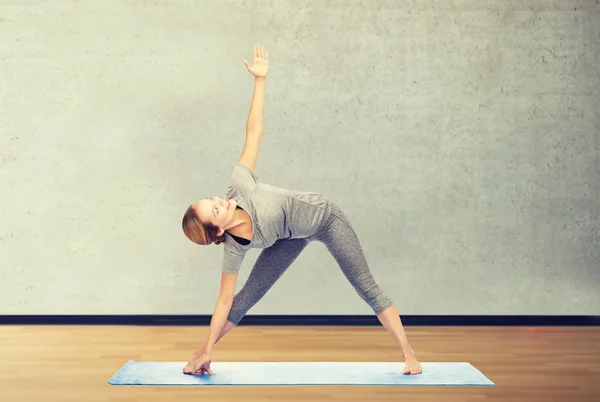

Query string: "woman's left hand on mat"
[[183, 353, 215, 376]]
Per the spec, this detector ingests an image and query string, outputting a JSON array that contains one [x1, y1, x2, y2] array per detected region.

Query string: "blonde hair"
[[182, 205, 225, 245]]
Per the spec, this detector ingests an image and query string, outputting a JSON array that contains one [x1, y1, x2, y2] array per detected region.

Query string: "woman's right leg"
[[200, 238, 311, 350], [314, 206, 420, 373]]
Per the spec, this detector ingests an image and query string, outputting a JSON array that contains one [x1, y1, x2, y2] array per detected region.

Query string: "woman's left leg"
[[314, 209, 422, 374]]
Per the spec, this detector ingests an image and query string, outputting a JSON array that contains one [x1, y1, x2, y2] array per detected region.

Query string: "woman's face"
[[193, 196, 237, 235]]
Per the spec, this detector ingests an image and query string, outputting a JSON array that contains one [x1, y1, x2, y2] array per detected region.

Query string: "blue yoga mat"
[[108, 361, 495, 386]]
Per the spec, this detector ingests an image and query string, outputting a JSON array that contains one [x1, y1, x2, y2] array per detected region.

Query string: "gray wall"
[[1, 0, 598, 316]]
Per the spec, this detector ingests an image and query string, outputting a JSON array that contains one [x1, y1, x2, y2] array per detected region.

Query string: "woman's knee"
[[356, 283, 393, 314]]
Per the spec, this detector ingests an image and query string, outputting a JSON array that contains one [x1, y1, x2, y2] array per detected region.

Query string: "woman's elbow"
[[218, 295, 234, 306]]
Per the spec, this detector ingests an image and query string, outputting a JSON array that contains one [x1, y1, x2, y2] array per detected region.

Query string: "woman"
[[182, 44, 422, 376]]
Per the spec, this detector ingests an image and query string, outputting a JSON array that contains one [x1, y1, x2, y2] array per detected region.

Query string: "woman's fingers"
[[253, 44, 267, 61], [191, 368, 215, 376]]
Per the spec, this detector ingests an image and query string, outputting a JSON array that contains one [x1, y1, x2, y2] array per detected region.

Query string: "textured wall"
[[1, 0, 598, 315]]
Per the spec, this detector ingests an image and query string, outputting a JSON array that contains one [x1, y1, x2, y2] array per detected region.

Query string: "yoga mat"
[[108, 361, 495, 386]]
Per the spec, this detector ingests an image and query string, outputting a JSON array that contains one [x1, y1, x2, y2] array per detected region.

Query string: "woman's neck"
[[226, 208, 253, 240]]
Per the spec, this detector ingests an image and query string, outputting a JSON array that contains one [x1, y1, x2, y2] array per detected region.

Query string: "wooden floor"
[[1, 325, 598, 401]]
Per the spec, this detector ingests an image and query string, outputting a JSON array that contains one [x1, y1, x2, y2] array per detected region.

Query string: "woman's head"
[[182, 196, 238, 245]]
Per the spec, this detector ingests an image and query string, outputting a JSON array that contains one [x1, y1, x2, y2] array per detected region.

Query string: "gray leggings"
[[227, 205, 393, 325]]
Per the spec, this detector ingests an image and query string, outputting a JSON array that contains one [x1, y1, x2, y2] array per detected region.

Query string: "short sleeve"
[[222, 246, 246, 275], [225, 162, 258, 201]]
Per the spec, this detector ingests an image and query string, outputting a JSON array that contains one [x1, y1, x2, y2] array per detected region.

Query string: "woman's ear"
[[217, 228, 225, 237]]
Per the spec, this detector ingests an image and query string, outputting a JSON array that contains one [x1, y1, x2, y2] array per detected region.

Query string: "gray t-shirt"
[[221, 162, 333, 274]]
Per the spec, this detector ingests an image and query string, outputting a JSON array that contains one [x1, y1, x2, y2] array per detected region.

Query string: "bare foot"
[[403, 357, 422, 375]]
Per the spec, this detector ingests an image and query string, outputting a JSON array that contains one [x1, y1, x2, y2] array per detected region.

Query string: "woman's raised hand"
[[243, 44, 269, 79]]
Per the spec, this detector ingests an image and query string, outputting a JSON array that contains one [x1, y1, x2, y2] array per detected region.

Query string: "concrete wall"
[[1, 0, 598, 315]]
